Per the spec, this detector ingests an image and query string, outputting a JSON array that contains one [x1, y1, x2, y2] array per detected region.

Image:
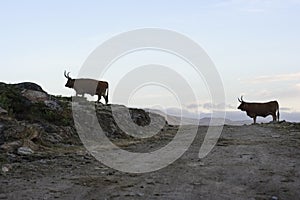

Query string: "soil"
[[1, 123, 299, 200]]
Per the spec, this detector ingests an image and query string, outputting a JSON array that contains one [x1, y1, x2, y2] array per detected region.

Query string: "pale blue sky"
[[1, 0, 300, 120]]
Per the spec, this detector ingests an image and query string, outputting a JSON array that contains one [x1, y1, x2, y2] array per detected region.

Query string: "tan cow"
[[64, 71, 109, 104]]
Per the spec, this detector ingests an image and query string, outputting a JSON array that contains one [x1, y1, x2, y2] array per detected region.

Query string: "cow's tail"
[[277, 102, 280, 121], [105, 84, 109, 104]]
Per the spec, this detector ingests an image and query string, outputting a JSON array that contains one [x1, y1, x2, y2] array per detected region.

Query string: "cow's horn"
[[64, 70, 70, 79]]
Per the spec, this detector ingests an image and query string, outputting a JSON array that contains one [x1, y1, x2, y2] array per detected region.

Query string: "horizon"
[[1, 1, 299, 122]]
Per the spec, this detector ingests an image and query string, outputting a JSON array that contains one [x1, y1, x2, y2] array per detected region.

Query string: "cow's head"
[[64, 71, 75, 88], [237, 96, 247, 111]]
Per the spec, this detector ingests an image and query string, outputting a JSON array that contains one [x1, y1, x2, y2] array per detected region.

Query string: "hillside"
[[0, 82, 168, 154], [0, 82, 299, 200]]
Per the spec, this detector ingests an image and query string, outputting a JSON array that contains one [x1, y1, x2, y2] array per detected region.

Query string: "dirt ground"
[[1, 123, 299, 200]]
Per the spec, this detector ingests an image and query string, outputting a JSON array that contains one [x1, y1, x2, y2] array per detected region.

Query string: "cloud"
[[185, 102, 236, 111], [245, 72, 300, 83], [280, 107, 292, 111], [165, 107, 200, 119], [203, 103, 225, 110], [202, 102, 237, 110], [186, 103, 199, 109]]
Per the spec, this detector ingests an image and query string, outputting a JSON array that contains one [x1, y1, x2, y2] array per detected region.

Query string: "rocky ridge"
[[0, 82, 167, 157]]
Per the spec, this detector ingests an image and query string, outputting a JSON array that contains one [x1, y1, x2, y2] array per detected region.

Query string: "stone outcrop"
[[0, 82, 168, 154]]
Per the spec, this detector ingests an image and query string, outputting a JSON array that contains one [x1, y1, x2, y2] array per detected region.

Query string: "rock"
[[0, 81, 168, 148], [14, 82, 45, 92], [129, 108, 151, 126], [1, 164, 12, 173], [1, 166, 9, 173], [0, 107, 8, 115], [0, 140, 22, 152], [2, 124, 41, 143], [44, 100, 62, 111], [21, 89, 48, 103], [17, 146, 34, 155]]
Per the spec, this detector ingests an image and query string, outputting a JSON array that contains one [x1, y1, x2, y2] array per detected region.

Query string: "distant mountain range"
[[145, 109, 252, 126]]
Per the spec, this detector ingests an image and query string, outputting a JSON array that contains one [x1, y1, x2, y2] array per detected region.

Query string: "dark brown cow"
[[64, 71, 109, 104], [237, 96, 279, 124]]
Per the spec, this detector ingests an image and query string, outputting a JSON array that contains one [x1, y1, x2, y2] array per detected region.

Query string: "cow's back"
[[249, 101, 278, 116], [73, 79, 99, 95]]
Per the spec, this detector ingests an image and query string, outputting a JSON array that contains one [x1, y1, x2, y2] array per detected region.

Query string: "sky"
[[0, 0, 300, 121]]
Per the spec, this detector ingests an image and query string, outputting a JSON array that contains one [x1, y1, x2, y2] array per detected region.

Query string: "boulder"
[[17, 146, 34, 155], [14, 82, 45, 92], [21, 89, 48, 103], [1, 164, 12, 173], [44, 100, 62, 111]]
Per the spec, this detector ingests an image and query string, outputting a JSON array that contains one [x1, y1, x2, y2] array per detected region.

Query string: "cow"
[[237, 96, 279, 124], [64, 71, 109, 104]]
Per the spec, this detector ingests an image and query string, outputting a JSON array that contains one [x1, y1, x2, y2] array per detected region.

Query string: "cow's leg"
[[272, 113, 276, 122], [104, 95, 108, 104], [253, 116, 257, 124], [97, 95, 101, 103]]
